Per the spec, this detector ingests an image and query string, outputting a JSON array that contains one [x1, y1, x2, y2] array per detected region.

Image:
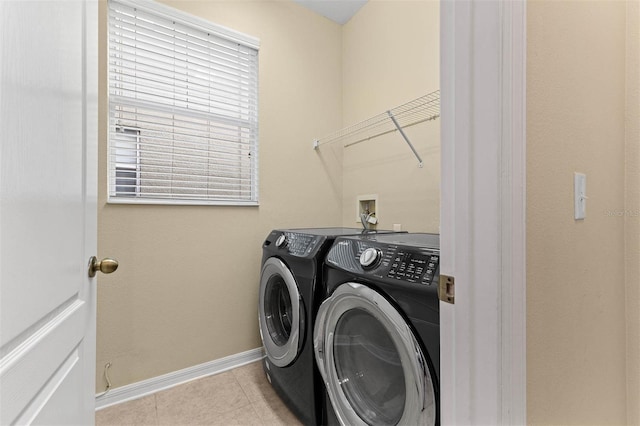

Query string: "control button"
[[275, 234, 287, 248], [360, 247, 382, 268]]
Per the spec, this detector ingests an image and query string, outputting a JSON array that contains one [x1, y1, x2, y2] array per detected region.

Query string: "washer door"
[[314, 282, 436, 426], [259, 257, 304, 367]]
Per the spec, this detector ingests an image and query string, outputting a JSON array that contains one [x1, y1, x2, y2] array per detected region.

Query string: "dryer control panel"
[[326, 234, 440, 287], [387, 249, 440, 286], [268, 231, 323, 258], [264, 228, 403, 260]]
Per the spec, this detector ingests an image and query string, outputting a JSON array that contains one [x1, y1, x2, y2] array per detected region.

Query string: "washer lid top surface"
[[342, 232, 440, 249], [275, 227, 398, 237]]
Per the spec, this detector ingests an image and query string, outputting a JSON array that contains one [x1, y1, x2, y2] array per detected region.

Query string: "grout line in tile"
[[153, 393, 159, 425], [232, 362, 274, 425], [231, 371, 256, 412]]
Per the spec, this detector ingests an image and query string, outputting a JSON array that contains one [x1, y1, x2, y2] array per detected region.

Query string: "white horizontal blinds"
[[108, 0, 258, 203]]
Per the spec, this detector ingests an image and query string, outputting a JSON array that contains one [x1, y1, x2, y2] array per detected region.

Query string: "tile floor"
[[95, 360, 303, 426]]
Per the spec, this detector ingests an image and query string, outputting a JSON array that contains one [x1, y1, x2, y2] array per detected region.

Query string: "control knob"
[[275, 234, 287, 248], [360, 247, 382, 269]]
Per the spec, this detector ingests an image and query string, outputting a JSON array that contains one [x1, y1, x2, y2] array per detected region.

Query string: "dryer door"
[[314, 282, 436, 426], [259, 257, 304, 367]]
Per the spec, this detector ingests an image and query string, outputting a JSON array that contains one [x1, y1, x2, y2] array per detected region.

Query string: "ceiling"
[[293, 0, 368, 25]]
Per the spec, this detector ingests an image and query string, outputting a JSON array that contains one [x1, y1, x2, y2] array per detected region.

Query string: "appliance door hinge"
[[438, 274, 455, 304]]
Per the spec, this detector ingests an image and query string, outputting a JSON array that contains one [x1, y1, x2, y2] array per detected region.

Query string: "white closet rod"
[[313, 90, 440, 166]]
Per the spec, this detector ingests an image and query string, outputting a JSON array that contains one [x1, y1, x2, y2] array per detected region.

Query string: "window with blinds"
[[108, 0, 259, 205]]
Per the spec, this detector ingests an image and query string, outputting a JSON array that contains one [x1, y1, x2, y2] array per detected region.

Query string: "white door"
[[0, 0, 99, 424]]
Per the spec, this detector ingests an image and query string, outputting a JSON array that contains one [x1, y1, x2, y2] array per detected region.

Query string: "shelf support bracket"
[[387, 110, 423, 167]]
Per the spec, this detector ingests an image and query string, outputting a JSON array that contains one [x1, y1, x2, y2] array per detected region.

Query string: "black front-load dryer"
[[258, 228, 402, 425], [314, 233, 440, 426]]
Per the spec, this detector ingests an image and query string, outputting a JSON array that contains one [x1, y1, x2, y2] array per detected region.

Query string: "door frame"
[[440, 1, 527, 425]]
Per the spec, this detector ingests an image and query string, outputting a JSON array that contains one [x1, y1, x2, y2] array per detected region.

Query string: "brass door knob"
[[88, 256, 119, 278]]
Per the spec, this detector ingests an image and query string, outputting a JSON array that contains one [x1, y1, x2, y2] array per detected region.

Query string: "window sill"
[[107, 197, 259, 207]]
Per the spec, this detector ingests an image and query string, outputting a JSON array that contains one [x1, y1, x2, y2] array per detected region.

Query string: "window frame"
[[107, 0, 260, 206]]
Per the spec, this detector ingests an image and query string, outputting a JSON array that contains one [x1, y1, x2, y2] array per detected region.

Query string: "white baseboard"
[[95, 347, 264, 411]]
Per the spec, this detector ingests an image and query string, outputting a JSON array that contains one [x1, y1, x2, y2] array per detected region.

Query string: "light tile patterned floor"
[[95, 361, 303, 426]]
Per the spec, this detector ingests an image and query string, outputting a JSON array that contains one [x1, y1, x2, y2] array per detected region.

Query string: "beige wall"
[[625, 1, 640, 424], [340, 0, 440, 233], [97, 3, 639, 420], [97, 0, 344, 389], [97, 0, 441, 390], [527, 1, 629, 424]]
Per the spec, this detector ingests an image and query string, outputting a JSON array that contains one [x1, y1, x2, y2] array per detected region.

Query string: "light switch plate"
[[574, 172, 586, 220]]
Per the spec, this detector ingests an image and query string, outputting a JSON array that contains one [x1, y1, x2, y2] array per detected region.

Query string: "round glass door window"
[[333, 308, 406, 425], [314, 282, 436, 426], [264, 274, 293, 346], [259, 257, 302, 367]]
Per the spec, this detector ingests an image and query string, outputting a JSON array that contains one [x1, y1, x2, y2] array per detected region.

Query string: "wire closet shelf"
[[313, 89, 440, 167]]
